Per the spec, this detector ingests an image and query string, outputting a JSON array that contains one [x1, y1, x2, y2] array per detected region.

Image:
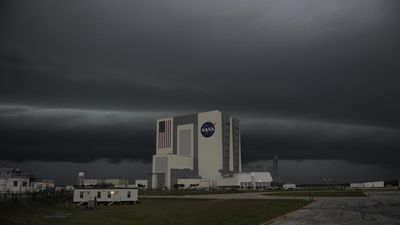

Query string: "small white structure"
[[283, 184, 296, 190], [350, 181, 384, 188], [0, 168, 31, 193], [32, 180, 55, 192], [82, 178, 129, 187], [77, 172, 85, 186], [0, 177, 31, 193], [176, 178, 216, 189], [135, 180, 148, 189], [0, 168, 56, 193], [365, 181, 384, 188], [73, 187, 138, 203], [350, 182, 364, 188], [218, 172, 273, 190], [105, 179, 129, 187], [65, 185, 75, 191]]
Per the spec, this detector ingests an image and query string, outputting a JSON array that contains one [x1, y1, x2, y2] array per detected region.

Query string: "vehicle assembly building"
[[151, 110, 273, 189]]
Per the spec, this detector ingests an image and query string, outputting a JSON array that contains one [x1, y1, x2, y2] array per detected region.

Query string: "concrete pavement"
[[269, 192, 400, 225]]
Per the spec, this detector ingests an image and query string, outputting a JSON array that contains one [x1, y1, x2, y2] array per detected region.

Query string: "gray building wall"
[[221, 113, 231, 175], [232, 118, 240, 172], [156, 173, 165, 189], [154, 157, 168, 173], [170, 169, 200, 187], [148, 173, 165, 189], [173, 114, 198, 176], [147, 173, 153, 188], [178, 129, 192, 157]]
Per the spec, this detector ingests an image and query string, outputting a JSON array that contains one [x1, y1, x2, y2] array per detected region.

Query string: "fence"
[[0, 190, 72, 202]]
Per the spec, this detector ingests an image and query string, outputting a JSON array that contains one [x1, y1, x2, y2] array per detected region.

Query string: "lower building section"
[[176, 178, 217, 189], [151, 154, 194, 189], [217, 172, 273, 190], [150, 169, 273, 190]]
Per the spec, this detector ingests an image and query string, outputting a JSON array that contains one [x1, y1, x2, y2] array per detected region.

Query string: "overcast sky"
[[1, 0, 400, 184]]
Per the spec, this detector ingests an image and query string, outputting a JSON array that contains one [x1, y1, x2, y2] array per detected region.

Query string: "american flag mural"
[[158, 119, 172, 148]]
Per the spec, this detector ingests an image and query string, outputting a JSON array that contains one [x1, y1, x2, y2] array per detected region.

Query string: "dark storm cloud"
[[1, 0, 400, 167], [0, 105, 158, 162], [1, 104, 400, 168], [241, 118, 400, 167]]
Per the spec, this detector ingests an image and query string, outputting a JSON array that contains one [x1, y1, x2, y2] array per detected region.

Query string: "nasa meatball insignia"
[[201, 122, 215, 137]]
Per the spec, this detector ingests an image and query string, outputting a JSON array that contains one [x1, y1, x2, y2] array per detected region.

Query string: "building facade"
[[0, 168, 55, 193], [151, 110, 241, 189], [350, 181, 384, 188], [151, 110, 271, 189], [0, 168, 32, 193]]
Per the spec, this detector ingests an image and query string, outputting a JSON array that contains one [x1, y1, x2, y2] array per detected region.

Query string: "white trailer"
[[283, 184, 296, 190], [364, 181, 384, 188], [73, 187, 138, 204], [350, 181, 384, 188]]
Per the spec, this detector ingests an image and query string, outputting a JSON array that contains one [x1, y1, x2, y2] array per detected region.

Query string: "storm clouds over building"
[[1, 0, 400, 184]]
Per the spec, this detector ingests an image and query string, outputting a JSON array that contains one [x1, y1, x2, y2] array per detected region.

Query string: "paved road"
[[269, 192, 400, 225]]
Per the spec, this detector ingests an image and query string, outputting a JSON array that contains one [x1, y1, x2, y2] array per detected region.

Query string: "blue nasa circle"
[[201, 122, 215, 137]]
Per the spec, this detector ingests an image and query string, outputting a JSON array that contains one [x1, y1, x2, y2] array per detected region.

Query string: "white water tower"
[[77, 172, 85, 185]]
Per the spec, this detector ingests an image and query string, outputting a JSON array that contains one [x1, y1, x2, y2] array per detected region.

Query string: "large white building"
[[151, 110, 273, 189]]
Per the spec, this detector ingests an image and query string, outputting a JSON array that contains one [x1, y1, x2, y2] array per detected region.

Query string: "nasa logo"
[[201, 122, 215, 137]]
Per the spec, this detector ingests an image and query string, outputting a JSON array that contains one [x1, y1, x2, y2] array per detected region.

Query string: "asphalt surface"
[[269, 192, 400, 225]]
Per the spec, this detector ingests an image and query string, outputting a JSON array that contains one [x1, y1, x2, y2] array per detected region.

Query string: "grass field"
[[139, 189, 255, 196], [263, 190, 366, 197], [0, 198, 310, 225]]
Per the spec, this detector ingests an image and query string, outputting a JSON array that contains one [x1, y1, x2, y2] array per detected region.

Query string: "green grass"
[[0, 198, 310, 225], [139, 189, 259, 196], [358, 187, 400, 192], [263, 190, 366, 197]]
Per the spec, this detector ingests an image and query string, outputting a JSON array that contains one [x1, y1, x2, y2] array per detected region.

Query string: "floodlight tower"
[[272, 153, 280, 182]]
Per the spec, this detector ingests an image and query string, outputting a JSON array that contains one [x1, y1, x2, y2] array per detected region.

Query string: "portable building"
[[73, 187, 138, 204], [283, 184, 296, 190], [217, 172, 273, 189], [350, 181, 384, 188]]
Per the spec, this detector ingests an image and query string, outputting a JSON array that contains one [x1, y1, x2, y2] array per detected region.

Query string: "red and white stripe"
[[158, 119, 172, 148]]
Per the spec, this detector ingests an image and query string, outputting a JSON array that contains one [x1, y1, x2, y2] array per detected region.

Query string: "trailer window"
[[107, 191, 111, 198], [13, 181, 18, 187], [97, 191, 101, 198], [22, 181, 27, 187], [80, 191, 84, 199], [127, 191, 131, 198]]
